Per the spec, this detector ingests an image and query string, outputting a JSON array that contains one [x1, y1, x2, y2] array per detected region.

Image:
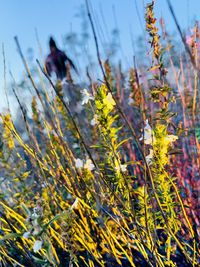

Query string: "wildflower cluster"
[[1, 114, 15, 149], [146, 0, 161, 61], [93, 84, 128, 189]]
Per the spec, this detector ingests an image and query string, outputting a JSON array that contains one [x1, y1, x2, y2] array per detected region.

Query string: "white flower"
[[32, 218, 39, 228], [140, 119, 154, 145], [84, 159, 95, 171], [128, 97, 134, 106], [75, 101, 84, 113], [121, 164, 127, 172], [90, 114, 98, 126], [145, 149, 154, 165], [32, 225, 42, 236], [33, 240, 43, 253], [165, 134, 178, 143], [74, 158, 83, 169], [31, 212, 39, 220], [23, 231, 31, 239], [61, 78, 67, 86], [74, 158, 95, 171], [72, 143, 79, 149], [115, 164, 127, 173], [64, 96, 70, 105], [71, 198, 79, 210], [67, 193, 72, 200], [81, 89, 94, 105]]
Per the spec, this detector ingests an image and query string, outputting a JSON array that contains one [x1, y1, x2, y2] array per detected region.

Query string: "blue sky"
[[0, 0, 200, 111]]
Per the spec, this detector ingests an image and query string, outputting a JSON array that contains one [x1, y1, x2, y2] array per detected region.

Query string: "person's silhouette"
[[45, 37, 77, 80]]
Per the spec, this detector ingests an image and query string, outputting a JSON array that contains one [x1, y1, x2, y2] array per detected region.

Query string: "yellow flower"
[[2, 114, 15, 149], [103, 92, 116, 111]]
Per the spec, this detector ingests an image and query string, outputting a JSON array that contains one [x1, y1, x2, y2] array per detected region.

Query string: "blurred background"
[[0, 0, 200, 113]]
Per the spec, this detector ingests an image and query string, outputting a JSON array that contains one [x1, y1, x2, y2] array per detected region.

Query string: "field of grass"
[[0, 1, 199, 266]]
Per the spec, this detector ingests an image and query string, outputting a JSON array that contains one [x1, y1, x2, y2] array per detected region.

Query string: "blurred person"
[[45, 37, 77, 80]]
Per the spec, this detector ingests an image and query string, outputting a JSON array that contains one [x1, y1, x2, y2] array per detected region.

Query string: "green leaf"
[[115, 138, 130, 150], [0, 233, 21, 243]]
